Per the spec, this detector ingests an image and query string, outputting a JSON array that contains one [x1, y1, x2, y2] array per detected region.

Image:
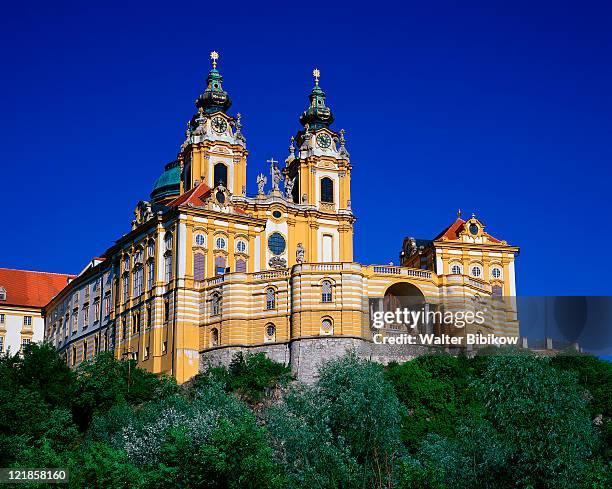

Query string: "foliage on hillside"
[[1, 343, 611, 488]]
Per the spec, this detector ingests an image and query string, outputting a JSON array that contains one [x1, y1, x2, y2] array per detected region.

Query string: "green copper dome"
[[299, 69, 334, 130], [151, 160, 181, 203], [195, 52, 232, 114]]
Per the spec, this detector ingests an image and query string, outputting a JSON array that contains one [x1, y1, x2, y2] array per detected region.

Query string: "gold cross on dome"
[[313, 68, 320, 84], [210, 51, 219, 68]]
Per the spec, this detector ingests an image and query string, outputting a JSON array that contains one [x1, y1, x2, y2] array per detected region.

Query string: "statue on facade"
[[285, 176, 294, 199], [268, 158, 281, 191], [257, 173, 267, 195], [302, 193, 308, 204], [296, 243, 305, 263]]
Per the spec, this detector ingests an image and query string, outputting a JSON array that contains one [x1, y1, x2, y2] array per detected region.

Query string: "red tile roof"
[[0, 268, 75, 308], [433, 217, 502, 243], [167, 181, 212, 207], [166, 182, 249, 215]]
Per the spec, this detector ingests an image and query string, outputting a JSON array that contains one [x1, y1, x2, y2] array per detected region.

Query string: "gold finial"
[[457, 208, 462, 218], [313, 68, 320, 84], [210, 51, 219, 69]]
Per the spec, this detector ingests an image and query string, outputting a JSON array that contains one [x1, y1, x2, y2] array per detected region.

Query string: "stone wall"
[[200, 335, 460, 384]]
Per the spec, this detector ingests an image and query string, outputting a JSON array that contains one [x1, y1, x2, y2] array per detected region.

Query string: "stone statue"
[[257, 173, 267, 195], [270, 161, 282, 191], [296, 243, 305, 263], [285, 176, 294, 199], [302, 193, 308, 204]]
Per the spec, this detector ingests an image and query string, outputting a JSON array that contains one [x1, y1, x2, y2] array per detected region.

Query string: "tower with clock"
[[178, 51, 248, 197]]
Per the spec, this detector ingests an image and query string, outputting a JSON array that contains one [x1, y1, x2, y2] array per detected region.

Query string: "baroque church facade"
[[44, 53, 520, 383]]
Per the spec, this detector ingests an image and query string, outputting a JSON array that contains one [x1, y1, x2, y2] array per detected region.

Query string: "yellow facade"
[[44, 55, 520, 383]]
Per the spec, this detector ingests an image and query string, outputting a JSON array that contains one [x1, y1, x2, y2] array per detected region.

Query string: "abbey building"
[[44, 53, 520, 383]]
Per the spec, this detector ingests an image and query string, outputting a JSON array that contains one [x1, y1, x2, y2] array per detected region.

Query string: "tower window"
[[266, 288, 276, 310], [492, 267, 502, 279], [471, 266, 482, 278], [265, 323, 276, 339], [215, 237, 227, 250], [321, 318, 333, 335], [195, 234, 206, 246], [320, 177, 334, 203], [451, 264, 462, 274], [211, 328, 219, 347], [214, 163, 228, 187], [236, 240, 247, 253], [321, 280, 333, 303]]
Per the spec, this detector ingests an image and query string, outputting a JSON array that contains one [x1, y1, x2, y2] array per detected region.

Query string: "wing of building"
[[44, 54, 520, 383], [0, 268, 74, 354]]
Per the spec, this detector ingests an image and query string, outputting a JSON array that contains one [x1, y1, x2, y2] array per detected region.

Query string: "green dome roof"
[[151, 161, 180, 203]]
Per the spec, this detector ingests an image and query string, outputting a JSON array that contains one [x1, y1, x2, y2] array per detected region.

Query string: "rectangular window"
[[123, 275, 129, 302], [0, 336, 4, 352], [133, 268, 143, 296], [165, 255, 173, 282], [164, 299, 170, 322], [0, 314, 5, 324], [322, 234, 333, 263], [94, 336, 99, 353], [21, 338, 31, 350], [23, 316, 32, 326], [103, 293, 111, 317], [83, 305, 89, 324], [147, 261, 155, 290], [146, 304, 152, 328], [93, 300, 100, 322], [194, 253, 206, 281], [144, 346, 149, 359]]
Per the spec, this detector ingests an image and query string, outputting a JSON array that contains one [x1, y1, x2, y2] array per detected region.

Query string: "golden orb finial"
[[210, 51, 219, 69], [313, 68, 320, 84]]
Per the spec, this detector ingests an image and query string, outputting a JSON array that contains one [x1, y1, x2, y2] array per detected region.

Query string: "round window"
[[469, 223, 479, 235], [471, 266, 481, 277], [195, 234, 205, 246], [268, 233, 286, 255], [272, 210, 282, 219], [216, 237, 226, 249], [236, 240, 246, 253], [492, 268, 501, 279]]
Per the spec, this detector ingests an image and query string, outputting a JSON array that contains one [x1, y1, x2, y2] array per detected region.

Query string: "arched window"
[[147, 240, 155, 258], [320, 177, 334, 203], [265, 323, 276, 339], [122, 274, 129, 302], [164, 232, 173, 251], [211, 293, 221, 316], [266, 288, 276, 310], [235, 258, 246, 273], [123, 255, 130, 272], [215, 256, 226, 276], [215, 236, 227, 250], [211, 328, 219, 347], [194, 253, 206, 281], [321, 280, 332, 303], [236, 239, 247, 253], [214, 163, 228, 187], [0, 287, 5, 301], [321, 318, 333, 335], [470, 266, 482, 278]]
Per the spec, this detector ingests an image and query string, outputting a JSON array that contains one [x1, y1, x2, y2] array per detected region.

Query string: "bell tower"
[[284, 69, 355, 263], [179, 52, 248, 196], [284, 69, 352, 212]]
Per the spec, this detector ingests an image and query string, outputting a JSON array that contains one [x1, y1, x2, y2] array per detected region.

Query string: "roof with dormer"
[[0, 268, 75, 308], [433, 217, 502, 243]]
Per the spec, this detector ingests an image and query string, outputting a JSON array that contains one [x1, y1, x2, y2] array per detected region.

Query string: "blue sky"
[[1, 1, 610, 296]]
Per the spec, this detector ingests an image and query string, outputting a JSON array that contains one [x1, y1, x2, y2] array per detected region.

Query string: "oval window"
[[272, 210, 282, 219], [268, 233, 286, 255]]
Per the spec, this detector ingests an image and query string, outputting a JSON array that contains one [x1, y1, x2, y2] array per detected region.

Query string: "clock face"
[[211, 117, 227, 134], [316, 133, 332, 149]]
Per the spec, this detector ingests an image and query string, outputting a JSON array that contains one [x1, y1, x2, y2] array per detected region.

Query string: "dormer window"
[[469, 223, 479, 235], [0, 287, 6, 301]]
